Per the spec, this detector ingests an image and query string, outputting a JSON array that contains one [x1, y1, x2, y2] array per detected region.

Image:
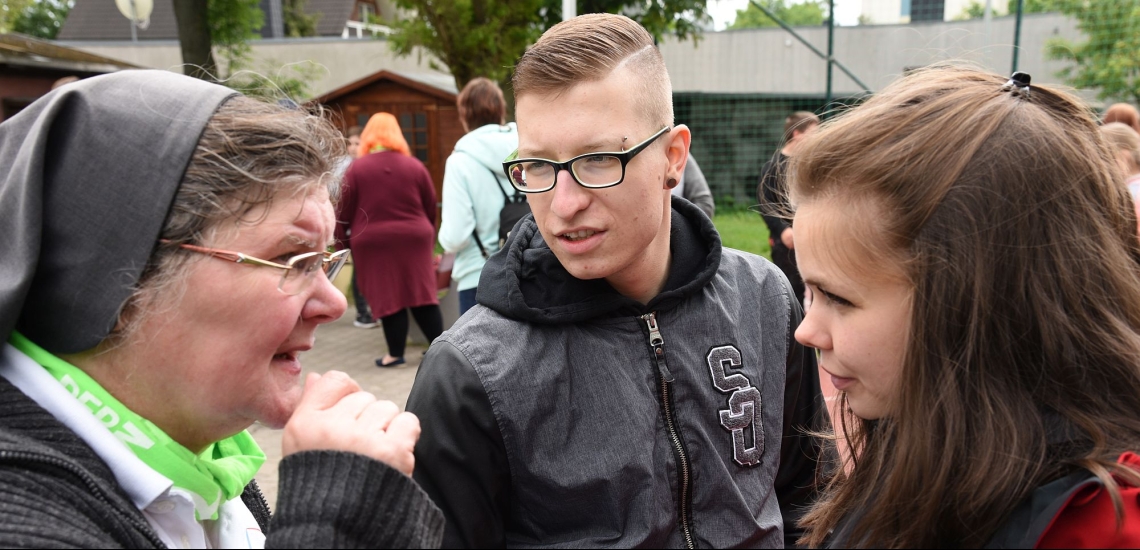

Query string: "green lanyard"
[[9, 332, 265, 521]]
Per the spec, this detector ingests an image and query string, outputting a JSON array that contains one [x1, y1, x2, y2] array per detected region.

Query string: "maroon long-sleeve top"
[[336, 150, 438, 319]]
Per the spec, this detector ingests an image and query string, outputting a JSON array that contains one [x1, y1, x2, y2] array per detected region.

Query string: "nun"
[[0, 70, 442, 548]]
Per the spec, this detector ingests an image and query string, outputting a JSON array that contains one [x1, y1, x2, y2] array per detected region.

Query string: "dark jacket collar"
[[477, 196, 722, 324]]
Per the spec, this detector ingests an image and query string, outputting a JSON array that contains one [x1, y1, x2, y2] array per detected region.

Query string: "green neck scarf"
[[9, 332, 265, 521], [369, 144, 388, 154]]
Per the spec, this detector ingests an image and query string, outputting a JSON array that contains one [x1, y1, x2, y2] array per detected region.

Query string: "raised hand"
[[282, 371, 420, 476]]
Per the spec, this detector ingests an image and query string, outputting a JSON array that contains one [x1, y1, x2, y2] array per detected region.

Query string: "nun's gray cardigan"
[[0, 376, 443, 548]]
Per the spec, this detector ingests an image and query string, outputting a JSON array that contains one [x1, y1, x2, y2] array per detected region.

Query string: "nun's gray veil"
[[0, 70, 237, 354]]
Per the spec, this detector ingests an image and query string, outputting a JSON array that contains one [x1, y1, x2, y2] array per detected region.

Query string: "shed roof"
[[0, 33, 138, 73], [311, 69, 458, 104]]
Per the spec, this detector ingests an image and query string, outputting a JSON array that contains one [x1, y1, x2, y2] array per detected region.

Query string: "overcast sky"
[[707, 0, 862, 30]]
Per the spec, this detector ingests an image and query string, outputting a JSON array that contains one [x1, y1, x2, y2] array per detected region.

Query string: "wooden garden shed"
[[313, 70, 465, 200], [0, 34, 136, 122]]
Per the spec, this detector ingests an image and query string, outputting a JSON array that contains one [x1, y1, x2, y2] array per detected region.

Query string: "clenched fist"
[[282, 371, 421, 476]]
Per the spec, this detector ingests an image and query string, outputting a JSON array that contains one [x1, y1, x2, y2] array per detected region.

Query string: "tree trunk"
[[171, 0, 217, 81]]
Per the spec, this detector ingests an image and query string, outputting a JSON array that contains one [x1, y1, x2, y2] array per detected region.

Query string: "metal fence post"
[[1011, 0, 1025, 73], [826, 0, 835, 109]]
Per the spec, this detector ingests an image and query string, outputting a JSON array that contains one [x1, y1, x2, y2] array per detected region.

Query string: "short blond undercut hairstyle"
[[512, 13, 673, 130]]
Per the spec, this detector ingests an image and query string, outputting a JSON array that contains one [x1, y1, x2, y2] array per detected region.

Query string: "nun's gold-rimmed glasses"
[[168, 241, 350, 295]]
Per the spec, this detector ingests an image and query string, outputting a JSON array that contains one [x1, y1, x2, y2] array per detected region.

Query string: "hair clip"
[[1001, 72, 1031, 99]]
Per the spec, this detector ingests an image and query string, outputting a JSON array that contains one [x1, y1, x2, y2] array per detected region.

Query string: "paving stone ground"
[[248, 307, 424, 508]]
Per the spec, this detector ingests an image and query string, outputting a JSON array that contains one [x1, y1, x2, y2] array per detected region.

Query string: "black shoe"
[[354, 311, 377, 329], [376, 357, 406, 367]]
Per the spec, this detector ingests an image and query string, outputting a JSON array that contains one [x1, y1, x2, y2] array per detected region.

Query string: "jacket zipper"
[[0, 449, 167, 548], [248, 481, 271, 513], [641, 312, 696, 549], [245, 479, 274, 530]]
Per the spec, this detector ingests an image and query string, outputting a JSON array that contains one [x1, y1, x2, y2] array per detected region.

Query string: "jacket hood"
[[477, 196, 722, 323], [453, 123, 518, 174]]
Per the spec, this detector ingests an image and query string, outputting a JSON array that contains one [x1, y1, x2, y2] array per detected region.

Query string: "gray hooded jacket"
[[407, 197, 826, 548]]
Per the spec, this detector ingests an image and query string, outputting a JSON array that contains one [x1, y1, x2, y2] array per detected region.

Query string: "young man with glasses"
[[406, 13, 826, 548]]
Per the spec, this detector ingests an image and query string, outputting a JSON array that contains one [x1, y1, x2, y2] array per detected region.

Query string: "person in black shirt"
[[758, 111, 819, 303]]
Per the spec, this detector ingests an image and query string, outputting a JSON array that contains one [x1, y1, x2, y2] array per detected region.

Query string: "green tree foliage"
[[579, 0, 708, 41], [389, 0, 543, 89], [171, 0, 259, 81], [226, 59, 323, 100], [283, 0, 319, 37], [11, 0, 71, 39], [726, 0, 826, 29], [1007, 0, 1056, 14], [953, 1, 991, 20], [171, 0, 316, 99], [388, 0, 711, 93], [964, 1, 987, 18], [0, 0, 32, 33], [953, 0, 1055, 20], [1046, 0, 1140, 104], [207, 0, 263, 68], [213, 0, 319, 100]]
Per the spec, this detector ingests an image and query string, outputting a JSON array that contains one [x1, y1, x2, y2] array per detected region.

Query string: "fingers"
[[282, 374, 422, 477], [328, 390, 378, 419], [383, 413, 421, 476], [386, 412, 422, 447], [357, 400, 401, 431], [294, 371, 361, 413]]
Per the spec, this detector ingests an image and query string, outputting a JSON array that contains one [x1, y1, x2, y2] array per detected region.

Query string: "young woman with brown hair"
[[788, 66, 1140, 547]]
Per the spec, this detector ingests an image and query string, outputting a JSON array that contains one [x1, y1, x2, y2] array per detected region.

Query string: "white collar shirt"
[[0, 343, 267, 549]]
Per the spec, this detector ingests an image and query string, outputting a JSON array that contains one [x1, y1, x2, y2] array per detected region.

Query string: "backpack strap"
[[488, 167, 511, 201], [472, 231, 489, 260], [470, 167, 514, 260]]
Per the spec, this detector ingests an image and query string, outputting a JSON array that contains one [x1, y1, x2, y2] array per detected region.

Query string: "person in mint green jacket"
[[438, 78, 520, 314]]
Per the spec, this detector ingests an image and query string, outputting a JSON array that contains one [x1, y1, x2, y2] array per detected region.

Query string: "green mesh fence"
[[675, 94, 859, 209], [676, 0, 1140, 211]]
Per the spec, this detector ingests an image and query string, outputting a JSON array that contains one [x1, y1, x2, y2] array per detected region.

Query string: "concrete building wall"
[[661, 12, 1081, 97], [62, 12, 1083, 100], [57, 37, 448, 99]]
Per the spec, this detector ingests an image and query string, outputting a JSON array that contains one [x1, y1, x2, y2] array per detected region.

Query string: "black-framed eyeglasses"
[[502, 126, 671, 193], [166, 241, 350, 296]]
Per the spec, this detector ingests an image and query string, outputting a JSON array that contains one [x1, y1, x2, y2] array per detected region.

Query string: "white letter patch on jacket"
[[707, 345, 763, 466]]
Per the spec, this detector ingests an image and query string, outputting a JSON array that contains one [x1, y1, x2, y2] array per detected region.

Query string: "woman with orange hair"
[[336, 113, 443, 367]]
